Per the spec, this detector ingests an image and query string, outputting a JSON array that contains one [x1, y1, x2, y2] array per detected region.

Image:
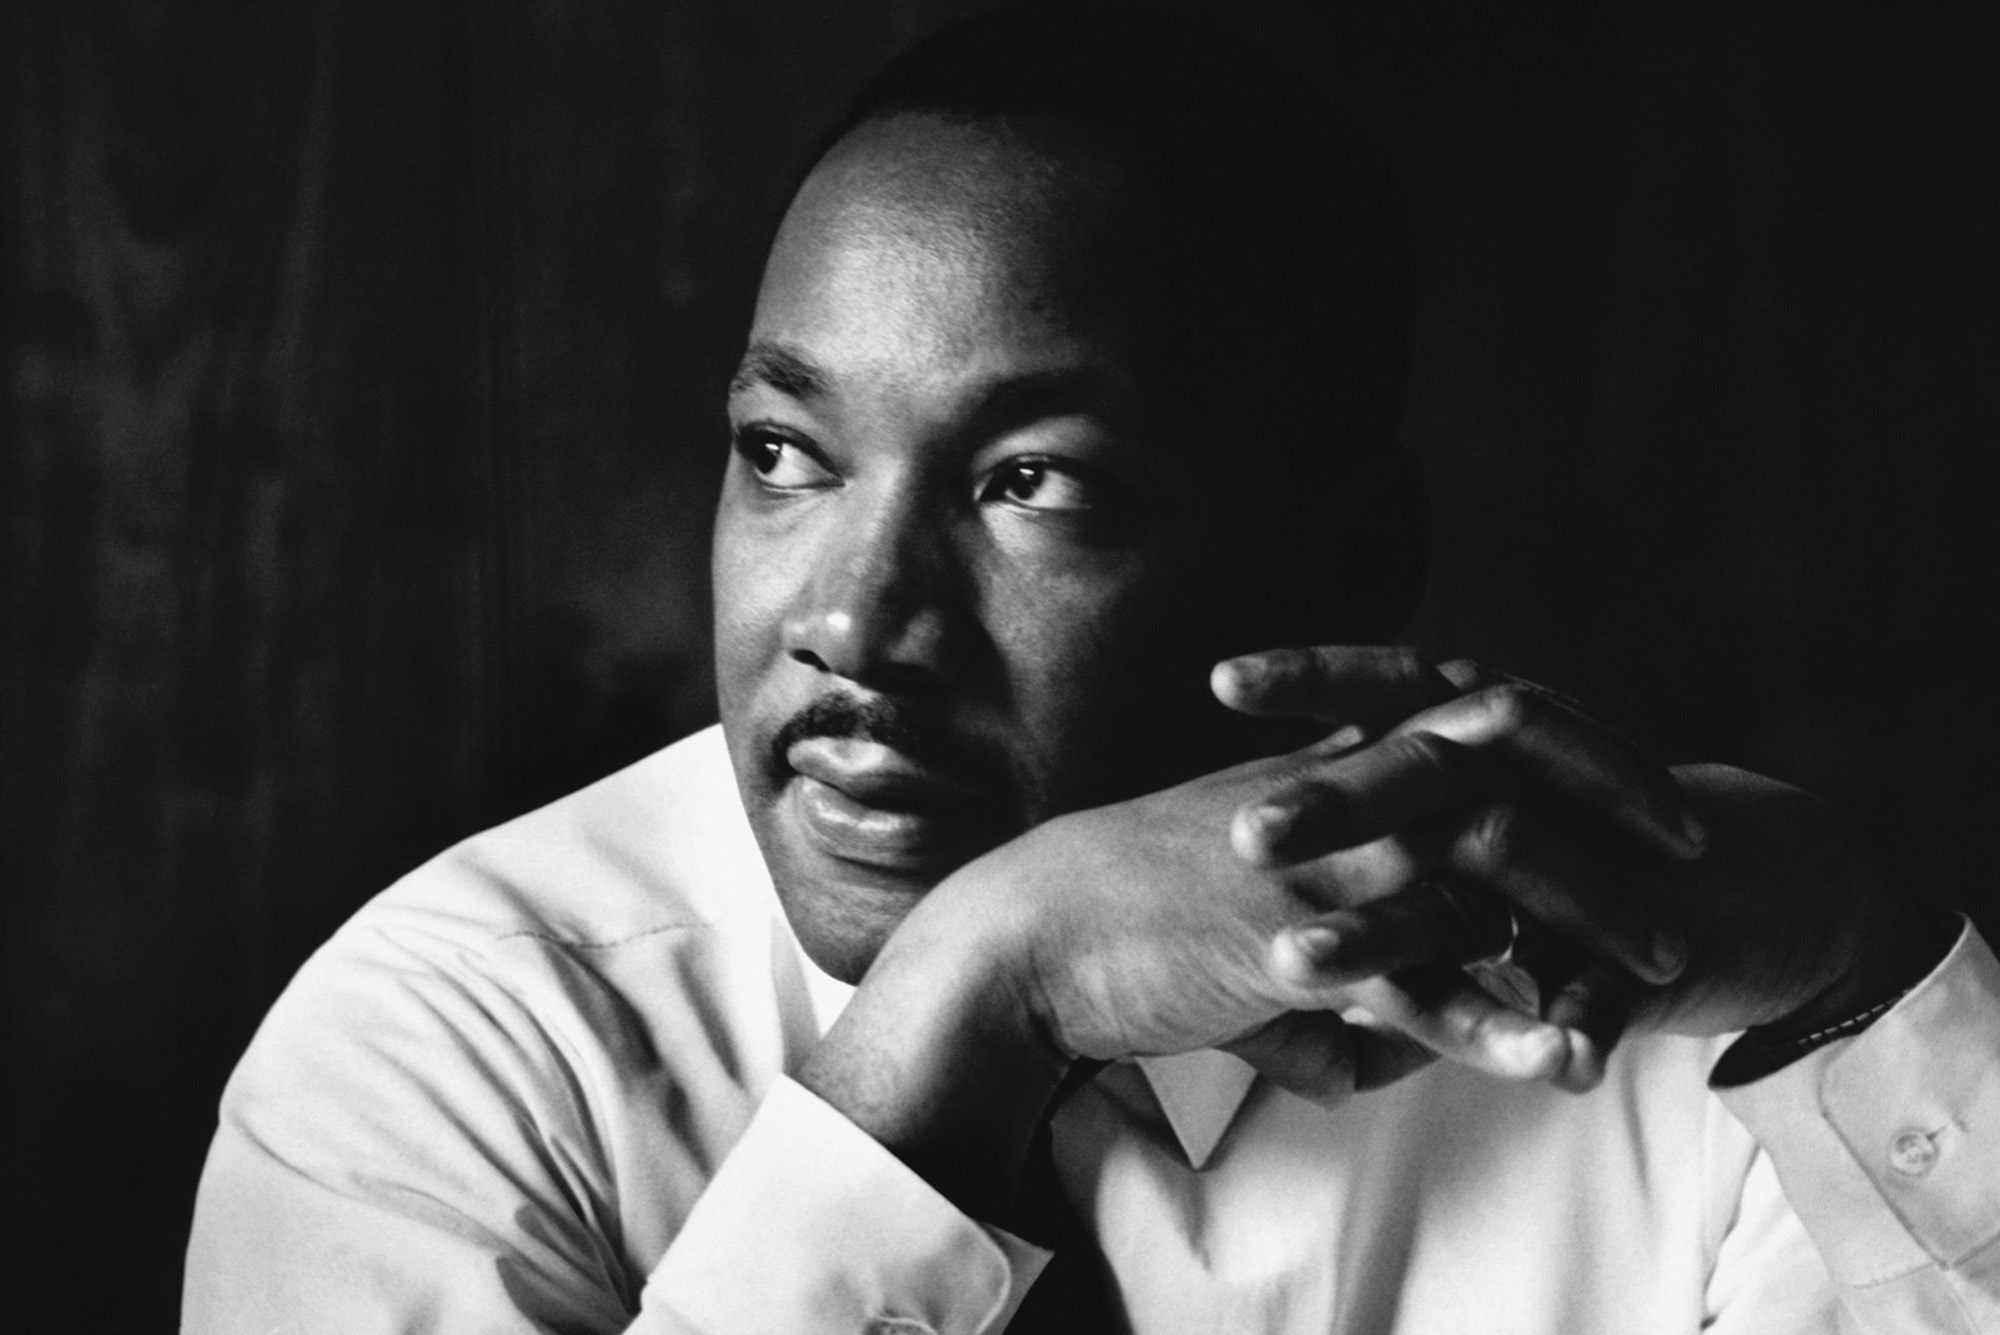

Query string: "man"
[[184, 8, 2000, 1332]]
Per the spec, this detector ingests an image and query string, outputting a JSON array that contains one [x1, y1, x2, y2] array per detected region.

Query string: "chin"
[[744, 803, 943, 984], [773, 872, 923, 985]]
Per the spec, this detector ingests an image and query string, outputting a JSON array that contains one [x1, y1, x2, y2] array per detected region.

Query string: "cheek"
[[980, 555, 1209, 810], [710, 503, 795, 716]]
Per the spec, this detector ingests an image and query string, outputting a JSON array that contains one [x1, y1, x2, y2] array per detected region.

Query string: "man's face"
[[715, 116, 1265, 982]]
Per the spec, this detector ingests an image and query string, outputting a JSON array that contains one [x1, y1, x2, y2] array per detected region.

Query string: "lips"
[[784, 736, 1007, 874]]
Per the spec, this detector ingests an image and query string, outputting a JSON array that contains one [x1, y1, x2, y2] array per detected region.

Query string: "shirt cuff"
[[1718, 918, 2000, 1286], [643, 1076, 1051, 1335]]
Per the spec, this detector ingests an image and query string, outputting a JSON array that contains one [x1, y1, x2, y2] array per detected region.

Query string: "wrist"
[[1757, 906, 1958, 1042], [1714, 907, 1958, 1088], [799, 867, 1069, 1225]]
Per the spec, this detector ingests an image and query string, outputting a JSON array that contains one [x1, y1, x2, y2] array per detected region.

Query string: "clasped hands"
[[1198, 645, 1927, 1100], [805, 645, 1949, 1220]]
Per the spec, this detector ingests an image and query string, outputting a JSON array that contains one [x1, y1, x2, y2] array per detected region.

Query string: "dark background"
[[6, 1, 1995, 1327]]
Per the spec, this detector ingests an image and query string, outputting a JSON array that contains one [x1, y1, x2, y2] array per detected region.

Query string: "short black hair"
[[799, 2, 1428, 642]]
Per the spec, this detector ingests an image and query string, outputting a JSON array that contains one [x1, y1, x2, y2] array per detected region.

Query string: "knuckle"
[[1388, 729, 1461, 776], [1463, 801, 1521, 868], [1473, 683, 1536, 734], [1385, 645, 1434, 693], [1277, 645, 1321, 680], [1443, 999, 1494, 1049], [1277, 773, 1344, 821], [1265, 757, 1318, 795]]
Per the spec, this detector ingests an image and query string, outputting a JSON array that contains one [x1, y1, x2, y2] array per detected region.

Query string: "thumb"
[[1221, 1011, 1443, 1106], [1220, 1011, 1359, 1108]]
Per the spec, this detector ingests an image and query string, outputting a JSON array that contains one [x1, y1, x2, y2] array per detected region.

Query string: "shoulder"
[[226, 724, 787, 1132], [213, 723, 795, 1188], [193, 728, 785, 1319], [368, 723, 770, 952]]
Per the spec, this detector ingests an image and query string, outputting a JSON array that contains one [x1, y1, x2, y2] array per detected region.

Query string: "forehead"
[[750, 116, 1132, 380]]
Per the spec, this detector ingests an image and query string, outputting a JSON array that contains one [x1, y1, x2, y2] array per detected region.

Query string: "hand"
[[799, 744, 1591, 1222], [802, 644, 1949, 1223], [1216, 646, 1955, 1079], [801, 706, 1694, 1220], [982, 755, 1573, 1079]]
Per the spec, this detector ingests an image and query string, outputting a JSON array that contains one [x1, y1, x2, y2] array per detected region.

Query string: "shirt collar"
[[1136, 1049, 1259, 1170], [798, 948, 856, 1035]]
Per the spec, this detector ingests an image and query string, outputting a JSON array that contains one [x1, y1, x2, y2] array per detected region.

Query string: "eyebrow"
[[965, 366, 1137, 436], [729, 340, 1137, 434], [729, 343, 830, 400]]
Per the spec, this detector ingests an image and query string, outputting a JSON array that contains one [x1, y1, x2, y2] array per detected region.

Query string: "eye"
[[734, 427, 835, 490], [977, 458, 1104, 513]]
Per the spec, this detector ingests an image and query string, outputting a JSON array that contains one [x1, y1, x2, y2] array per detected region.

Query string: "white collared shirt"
[[185, 726, 2000, 1333]]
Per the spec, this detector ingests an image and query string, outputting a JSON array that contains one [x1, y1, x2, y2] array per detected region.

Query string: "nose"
[[780, 475, 967, 692]]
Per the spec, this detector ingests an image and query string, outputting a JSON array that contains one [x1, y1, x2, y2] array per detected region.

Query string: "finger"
[[1343, 1018, 1441, 1091], [1289, 834, 1426, 910], [1233, 731, 1507, 867], [1225, 1008, 1440, 1096], [1211, 646, 1459, 730], [1393, 683, 1707, 861], [1462, 911, 1584, 1017], [1539, 960, 1644, 1093], [1221, 1011, 1359, 1109], [1443, 800, 1687, 984], [1269, 880, 1516, 986], [1434, 657, 1487, 691], [1435, 658, 1592, 717], [1349, 964, 1576, 1084]]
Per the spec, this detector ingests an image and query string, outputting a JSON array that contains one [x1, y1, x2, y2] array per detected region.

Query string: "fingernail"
[[1556, 1030, 1607, 1093], [1213, 657, 1263, 697], [1680, 809, 1709, 854], [1505, 1024, 1567, 1077], [1271, 926, 1337, 982], [1290, 925, 1342, 963], [1650, 927, 1687, 979], [1233, 803, 1293, 863], [1324, 724, 1365, 752]]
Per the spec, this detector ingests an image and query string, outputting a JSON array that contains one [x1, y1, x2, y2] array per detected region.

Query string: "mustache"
[[769, 694, 1008, 787]]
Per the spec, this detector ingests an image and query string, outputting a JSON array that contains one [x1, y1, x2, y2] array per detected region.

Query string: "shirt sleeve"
[[184, 918, 1049, 1335], [183, 927, 648, 1335], [1717, 919, 2000, 1333], [641, 1078, 1049, 1335], [1702, 1146, 1843, 1333]]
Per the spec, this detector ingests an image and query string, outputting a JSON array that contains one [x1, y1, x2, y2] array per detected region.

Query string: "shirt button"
[[1889, 1129, 1938, 1177]]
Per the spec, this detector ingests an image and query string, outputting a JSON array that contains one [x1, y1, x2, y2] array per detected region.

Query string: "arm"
[[1215, 644, 1997, 1330], [772, 645, 1998, 1332], [645, 1078, 1050, 1335], [789, 740, 1630, 1231], [184, 906, 1048, 1335], [184, 927, 643, 1334], [1716, 921, 2000, 1334]]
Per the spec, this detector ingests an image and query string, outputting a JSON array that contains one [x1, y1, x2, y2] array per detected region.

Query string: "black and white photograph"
[[7, 2, 1998, 1331]]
